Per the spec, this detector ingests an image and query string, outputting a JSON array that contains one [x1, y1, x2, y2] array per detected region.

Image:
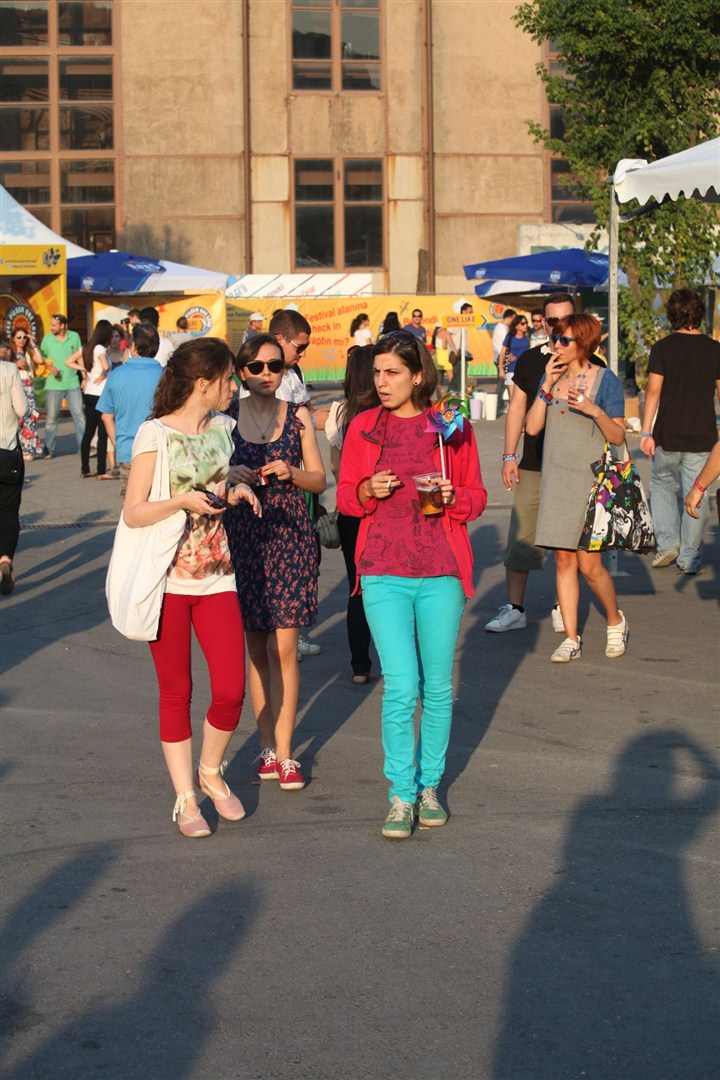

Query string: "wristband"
[[694, 478, 707, 494], [537, 388, 553, 405], [502, 454, 517, 462], [640, 431, 653, 438]]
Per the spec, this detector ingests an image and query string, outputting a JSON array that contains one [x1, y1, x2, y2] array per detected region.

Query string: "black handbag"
[[578, 445, 655, 554], [0, 440, 23, 486]]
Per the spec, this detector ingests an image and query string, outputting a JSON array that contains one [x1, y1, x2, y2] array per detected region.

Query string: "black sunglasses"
[[545, 316, 562, 327], [245, 358, 285, 375], [283, 335, 308, 356], [377, 330, 417, 347], [550, 333, 576, 347]]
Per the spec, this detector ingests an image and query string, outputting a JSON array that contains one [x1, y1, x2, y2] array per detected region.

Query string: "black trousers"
[[81, 393, 108, 475], [0, 458, 24, 560], [337, 512, 372, 676]]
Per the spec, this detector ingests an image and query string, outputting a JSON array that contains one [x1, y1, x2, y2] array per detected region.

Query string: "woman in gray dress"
[[525, 313, 629, 663]]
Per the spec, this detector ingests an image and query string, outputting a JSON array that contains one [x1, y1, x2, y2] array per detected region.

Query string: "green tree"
[[514, 0, 720, 382]]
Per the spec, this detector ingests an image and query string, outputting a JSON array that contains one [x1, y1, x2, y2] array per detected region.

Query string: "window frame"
[[0, 0, 120, 251], [290, 0, 382, 95], [543, 43, 596, 226], [292, 155, 385, 272]]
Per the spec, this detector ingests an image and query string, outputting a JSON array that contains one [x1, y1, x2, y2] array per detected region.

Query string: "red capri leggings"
[[149, 591, 246, 743]]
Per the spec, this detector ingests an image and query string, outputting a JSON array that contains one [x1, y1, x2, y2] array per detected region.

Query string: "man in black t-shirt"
[[641, 288, 720, 575]]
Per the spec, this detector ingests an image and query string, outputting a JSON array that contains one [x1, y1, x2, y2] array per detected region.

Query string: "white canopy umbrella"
[[613, 138, 720, 206], [608, 137, 720, 376], [0, 185, 91, 260]]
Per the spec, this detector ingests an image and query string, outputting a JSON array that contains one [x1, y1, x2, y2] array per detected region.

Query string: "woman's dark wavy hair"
[[151, 337, 234, 418], [234, 332, 284, 374], [508, 313, 529, 338], [349, 312, 369, 338], [666, 288, 704, 331], [81, 319, 113, 372], [372, 331, 437, 410], [380, 311, 401, 334], [338, 345, 379, 435]]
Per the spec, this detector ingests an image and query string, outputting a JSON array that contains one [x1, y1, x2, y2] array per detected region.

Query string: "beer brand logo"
[[184, 306, 212, 336], [4, 301, 37, 341]]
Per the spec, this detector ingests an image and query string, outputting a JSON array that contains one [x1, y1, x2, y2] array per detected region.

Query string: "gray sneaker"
[[416, 787, 448, 827], [485, 604, 527, 632], [382, 796, 415, 840]]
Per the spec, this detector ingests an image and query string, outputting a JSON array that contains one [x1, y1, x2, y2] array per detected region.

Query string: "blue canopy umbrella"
[[464, 248, 615, 297], [67, 251, 166, 294]]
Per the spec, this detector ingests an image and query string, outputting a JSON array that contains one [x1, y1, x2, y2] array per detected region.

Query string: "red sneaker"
[[256, 747, 279, 781], [277, 758, 305, 790]]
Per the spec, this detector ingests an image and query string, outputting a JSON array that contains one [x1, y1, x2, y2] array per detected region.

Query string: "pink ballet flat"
[[197, 760, 246, 821], [172, 790, 211, 838]]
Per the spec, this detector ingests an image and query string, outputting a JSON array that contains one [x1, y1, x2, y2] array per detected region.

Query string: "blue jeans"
[[44, 387, 85, 453], [650, 447, 710, 571], [362, 574, 465, 804]]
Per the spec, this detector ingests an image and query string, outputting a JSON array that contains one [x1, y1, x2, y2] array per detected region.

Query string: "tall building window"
[[291, 0, 380, 92], [546, 45, 596, 225], [294, 158, 383, 269], [0, 0, 117, 250]]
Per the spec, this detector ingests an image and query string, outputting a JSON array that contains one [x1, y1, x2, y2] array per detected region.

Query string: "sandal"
[[172, 790, 211, 838], [96, 473, 115, 480], [197, 760, 245, 821]]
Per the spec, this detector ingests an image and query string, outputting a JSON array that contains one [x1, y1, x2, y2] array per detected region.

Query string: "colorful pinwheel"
[[426, 394, 469, 477]]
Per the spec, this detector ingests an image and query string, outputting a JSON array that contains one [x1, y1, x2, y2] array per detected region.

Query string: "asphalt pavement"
[[1, 392, 718, 1080]]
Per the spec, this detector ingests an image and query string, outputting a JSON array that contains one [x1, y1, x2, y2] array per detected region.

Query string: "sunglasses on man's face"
[[283, 336, 308, 356], [531, 317, 543, 323], [245, 358, 285, 375], [550, 333, 576, 347]]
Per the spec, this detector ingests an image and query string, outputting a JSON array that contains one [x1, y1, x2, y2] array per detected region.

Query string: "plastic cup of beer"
[[413, 472, 444, 516]]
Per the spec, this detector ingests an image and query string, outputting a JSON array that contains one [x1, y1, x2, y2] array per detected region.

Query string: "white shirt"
[[492, 321, 510, 361], [353, 327, 373, 348], [0, 361, 27, 450], [154, 336, 175, 368], [85, 345, 109, 396]]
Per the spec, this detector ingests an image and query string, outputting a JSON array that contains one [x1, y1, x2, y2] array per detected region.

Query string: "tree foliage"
[[514, 0, 720, 381]]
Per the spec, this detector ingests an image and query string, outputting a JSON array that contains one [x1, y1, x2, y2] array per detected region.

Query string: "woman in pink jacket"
[[337, 331, 486, 840]]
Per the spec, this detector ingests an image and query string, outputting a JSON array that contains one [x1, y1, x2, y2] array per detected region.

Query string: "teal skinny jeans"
[[361, 575, 465, 804]]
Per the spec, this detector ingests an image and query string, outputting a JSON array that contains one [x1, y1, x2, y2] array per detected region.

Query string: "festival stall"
[[0, 185, 88, 347], [67, 250, 229, 342]]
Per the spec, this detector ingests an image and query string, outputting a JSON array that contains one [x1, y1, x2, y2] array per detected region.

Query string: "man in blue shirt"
[[404, 308, 427, 344], [98, 322, 161, 496]]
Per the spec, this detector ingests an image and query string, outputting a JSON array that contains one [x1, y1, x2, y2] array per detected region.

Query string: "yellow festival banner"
[[91, 293, 227, 342], [227, 295, 519, 382]]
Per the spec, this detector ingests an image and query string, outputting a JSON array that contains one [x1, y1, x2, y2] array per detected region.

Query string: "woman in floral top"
[[124, 338, 261, 838]]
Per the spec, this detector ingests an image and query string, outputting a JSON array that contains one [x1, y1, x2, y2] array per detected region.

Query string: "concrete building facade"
[[0, 0, 594, 292]]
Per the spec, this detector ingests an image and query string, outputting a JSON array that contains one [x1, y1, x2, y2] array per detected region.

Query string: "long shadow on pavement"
[[493, 729, 720, 1080]]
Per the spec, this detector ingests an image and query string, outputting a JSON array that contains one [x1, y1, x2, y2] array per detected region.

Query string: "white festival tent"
[[607, 137, 720, 374], [0, 185, 90, 259]]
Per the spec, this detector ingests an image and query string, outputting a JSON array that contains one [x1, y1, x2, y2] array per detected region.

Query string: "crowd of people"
[[0, 288, 717, 839]]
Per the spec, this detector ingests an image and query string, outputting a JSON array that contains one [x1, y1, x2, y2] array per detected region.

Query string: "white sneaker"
[[485, 604, 527, 632], [606, 612, 628, 658], [551, 605, 566, 633], [551, 637, 582, 663], [651, 549, 679, 568], [297, 635, 321, 657]]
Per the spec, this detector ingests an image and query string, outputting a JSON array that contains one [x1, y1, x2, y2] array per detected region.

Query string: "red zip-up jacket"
[[336, 406, 487, 598]]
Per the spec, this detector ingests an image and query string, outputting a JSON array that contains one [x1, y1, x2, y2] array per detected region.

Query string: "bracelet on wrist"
[[694, 477, 707, 494], [640, 431, 653, 438], [537, 388, 553, 405], [502, 454, 517, 462]]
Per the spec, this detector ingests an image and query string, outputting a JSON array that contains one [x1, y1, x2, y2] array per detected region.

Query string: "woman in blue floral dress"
[[225, 333, 326, 792]]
